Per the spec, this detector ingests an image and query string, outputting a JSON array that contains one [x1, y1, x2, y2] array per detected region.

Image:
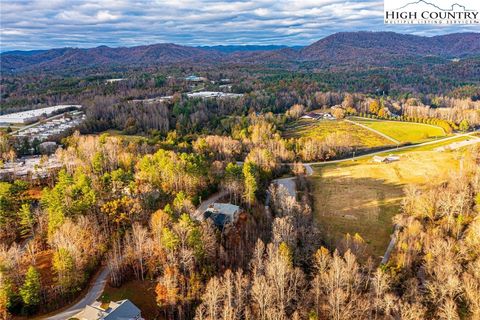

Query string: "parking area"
[[12, 111, 85, 142]]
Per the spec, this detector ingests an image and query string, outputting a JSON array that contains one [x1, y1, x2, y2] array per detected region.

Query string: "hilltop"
[[1, 31, 479, 73]]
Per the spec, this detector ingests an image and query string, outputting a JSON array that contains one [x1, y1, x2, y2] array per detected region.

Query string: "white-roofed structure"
[[0, 105, 81, 124], [186, 91, 243, 99], [373, 154, 400, 163], [73, 299, 143, 320], [203, 203, 242, 229]]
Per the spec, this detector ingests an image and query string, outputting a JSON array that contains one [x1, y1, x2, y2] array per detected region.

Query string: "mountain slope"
[[1, 44, 225, 72], [1, 32, 479, 73], [299, 31, 480, 66]]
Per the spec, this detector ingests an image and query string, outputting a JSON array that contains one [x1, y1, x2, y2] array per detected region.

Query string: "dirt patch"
[[30, 250, 55, 288]]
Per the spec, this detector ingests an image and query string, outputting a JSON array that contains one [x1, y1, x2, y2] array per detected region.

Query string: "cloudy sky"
[[1, 0, 478, 51]]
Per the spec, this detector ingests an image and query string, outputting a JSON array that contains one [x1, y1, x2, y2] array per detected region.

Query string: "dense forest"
[[1, 127, 479, 319]]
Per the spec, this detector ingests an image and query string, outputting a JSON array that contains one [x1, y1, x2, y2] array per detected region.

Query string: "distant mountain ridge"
[[1, 31, 479, 73], [198, 45, 303, 53], [299, 32, 480, 66]]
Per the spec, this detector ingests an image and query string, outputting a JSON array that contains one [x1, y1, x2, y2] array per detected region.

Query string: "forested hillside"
[[2, 32, 479, 73]]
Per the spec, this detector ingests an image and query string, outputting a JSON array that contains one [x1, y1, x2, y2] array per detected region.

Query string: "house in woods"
[[300, 112, 321, 120], [203, 203, 241, 230], [373, 154, 400, 163], [73, 299, 143, 320], [185, 75, 206, 82]]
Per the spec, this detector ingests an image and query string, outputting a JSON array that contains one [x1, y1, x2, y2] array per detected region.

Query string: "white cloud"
[[0, 0, 475, 51], [1, 29, 29, 36]]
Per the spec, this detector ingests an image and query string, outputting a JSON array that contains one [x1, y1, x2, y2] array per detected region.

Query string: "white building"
[[73, 299, 143, 320], [0, 105, 81, 124], [373, 154, 400, 163], [203, 203, 241, 229], [187, 91, 243, 99], [105, 78, 125, 84]]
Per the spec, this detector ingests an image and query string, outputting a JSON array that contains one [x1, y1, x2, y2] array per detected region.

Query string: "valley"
[[0, 30, 479, 320]]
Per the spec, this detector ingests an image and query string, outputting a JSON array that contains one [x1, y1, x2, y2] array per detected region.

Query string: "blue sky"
[[1, 0, 478, 51]]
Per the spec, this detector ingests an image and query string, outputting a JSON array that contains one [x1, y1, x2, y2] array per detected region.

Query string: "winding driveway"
[[197, 190, 229, 213], [39, 267, 110, 320]]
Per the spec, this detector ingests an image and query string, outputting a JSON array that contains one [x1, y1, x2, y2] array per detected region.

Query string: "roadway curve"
[[304, 132, 476, 165], [39, 267, 110, 320]]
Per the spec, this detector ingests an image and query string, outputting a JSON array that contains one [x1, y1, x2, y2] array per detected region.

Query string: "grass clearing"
[[283, 119, 393, 149], [101, 279, 159, 319], [350, 117, 446, 143], [310, 149, 461, 259]]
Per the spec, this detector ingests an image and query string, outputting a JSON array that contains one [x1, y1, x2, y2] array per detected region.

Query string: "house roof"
[[211, 203, 240, 217], [104, 300, 141, 320], [81, 305, 106, 319], [211, 212, 231, 227], [304, 112, 319, 118], [203, 203, 240, 228], [75, 299, 141, 320]]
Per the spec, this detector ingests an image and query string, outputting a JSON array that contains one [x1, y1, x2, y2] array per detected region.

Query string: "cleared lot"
[[283, 119, 393, 149], [310, 148, 460, 258], [350, 117, 446, 143]]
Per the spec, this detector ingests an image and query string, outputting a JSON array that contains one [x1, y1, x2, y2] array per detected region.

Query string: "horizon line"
[[1, 30, 479, 53]]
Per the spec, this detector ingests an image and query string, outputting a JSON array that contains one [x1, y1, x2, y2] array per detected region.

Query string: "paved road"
[[273, 176, 296, 197], [269, 163, 314, 202], [435, 137, 480, 151], [192, 190, 230, 221], [40, 267, 110, 320], [305, 132, 475, 166], [197, 190, 229, 213], [381, 225, 399, 265], [304, 164, 313, 176]]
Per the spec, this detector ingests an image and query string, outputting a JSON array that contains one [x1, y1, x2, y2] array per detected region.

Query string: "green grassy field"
[[283, 119, 393, 149], [350, 117, 446, 143], [310, 147, 462, 259]]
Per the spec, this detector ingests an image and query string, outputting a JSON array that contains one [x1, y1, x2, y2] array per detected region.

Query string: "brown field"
[[310, 149, 461, 258], [101, 279, 161, 319]]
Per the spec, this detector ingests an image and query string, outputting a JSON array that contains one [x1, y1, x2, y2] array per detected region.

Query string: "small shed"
[[373, 154, 400, 163]]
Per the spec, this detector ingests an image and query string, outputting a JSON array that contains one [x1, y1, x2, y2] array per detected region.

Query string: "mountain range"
[[1, 31, 479, 73]]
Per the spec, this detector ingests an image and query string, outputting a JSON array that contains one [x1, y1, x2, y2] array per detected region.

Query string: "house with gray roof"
[[203, 203, 241, 230], [72, 299, 142, 320]]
